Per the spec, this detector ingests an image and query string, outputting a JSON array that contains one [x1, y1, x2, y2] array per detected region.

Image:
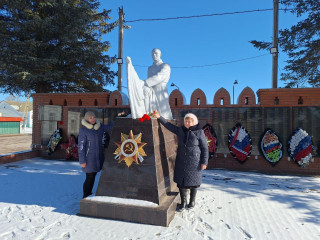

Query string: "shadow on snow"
[[0, 158, 91, 215], [201, 169, 320, 224]]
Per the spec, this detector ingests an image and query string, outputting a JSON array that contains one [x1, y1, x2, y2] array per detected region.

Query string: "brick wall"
[[190, 88, 207, 107], [32, 92, 113, 153], [257, 88, 320, 106], [210, 153, 320, 176], [238, 86, 256, 106], [0, 150, 41, 164], [213, 87, 231, 106], [32, 88, 320, 175]]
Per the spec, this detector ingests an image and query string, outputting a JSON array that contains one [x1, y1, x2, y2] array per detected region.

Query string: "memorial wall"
[[31, 88, 320, 175]]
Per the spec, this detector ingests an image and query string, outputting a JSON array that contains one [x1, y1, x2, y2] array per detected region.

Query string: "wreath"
[[228, 123, 252, 163], [202, 124, 217, 158], [60, 135, 78, 160], [259, 129, 283, 166], [288, 128, 313, 167], [47, 128, 63, 155]]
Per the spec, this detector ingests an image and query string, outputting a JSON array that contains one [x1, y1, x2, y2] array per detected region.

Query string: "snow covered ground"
[[20, 127, 32, 134], [0, 158, 319, 240]]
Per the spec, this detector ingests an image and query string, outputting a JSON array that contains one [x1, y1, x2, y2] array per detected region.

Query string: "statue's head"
[[152, 48, 161, 61]]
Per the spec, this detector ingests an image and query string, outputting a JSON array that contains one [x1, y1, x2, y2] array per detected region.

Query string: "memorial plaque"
[[41, 121, 58, 145], [103, 108, 130, 124], [293, 107, 320, 157], [39, 105, 62, 144], [68, 111, 81, 137], [264, 107, 290, 155], [38, 105, 62, 121], [212, 108, 237, 153], [238, 107, 262, 155], [179, 109, 210, 119]]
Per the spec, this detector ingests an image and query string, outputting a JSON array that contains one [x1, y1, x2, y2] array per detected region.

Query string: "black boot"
[[83, 172, 97, 198], [176, 188, 187, 212], [187, 188, 197, 209]]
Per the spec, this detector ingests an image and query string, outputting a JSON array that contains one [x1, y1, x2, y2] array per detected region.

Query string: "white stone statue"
[[126, 48, 173, 119]]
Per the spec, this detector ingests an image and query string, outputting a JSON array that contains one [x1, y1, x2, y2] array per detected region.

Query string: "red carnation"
[[139, 113, 152, 122]]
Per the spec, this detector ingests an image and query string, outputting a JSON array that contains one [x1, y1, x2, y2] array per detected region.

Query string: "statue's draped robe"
[[127, 60, 173, 119], [127, 62, 148, 119]]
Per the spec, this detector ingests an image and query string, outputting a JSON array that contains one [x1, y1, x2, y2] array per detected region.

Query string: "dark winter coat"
[[159, 116, 209, 187], [78, 119, 112, 173]]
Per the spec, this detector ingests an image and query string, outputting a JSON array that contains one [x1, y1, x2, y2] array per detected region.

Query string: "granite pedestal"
[[79, 118, 179, 226]]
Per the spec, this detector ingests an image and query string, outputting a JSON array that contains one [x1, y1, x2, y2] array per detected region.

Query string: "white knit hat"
[[184, 113, 198, 125], [84, 111, 96, 121]]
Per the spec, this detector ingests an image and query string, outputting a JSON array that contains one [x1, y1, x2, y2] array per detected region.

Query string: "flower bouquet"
[[117, 111, 129, 117], [139, 110, 157, 122]]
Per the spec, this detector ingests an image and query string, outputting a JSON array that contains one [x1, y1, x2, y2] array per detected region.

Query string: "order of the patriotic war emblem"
[[114, 130, 147, 167]]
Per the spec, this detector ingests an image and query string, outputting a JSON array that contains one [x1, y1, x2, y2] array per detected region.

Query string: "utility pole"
[[117, 7, 124, 92], [271, 0, 279, 88], [21, 91, 30, 130]]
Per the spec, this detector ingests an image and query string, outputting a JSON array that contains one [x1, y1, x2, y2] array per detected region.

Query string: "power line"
[[125, 8, 292, 23], [133, 53, 269, 69]]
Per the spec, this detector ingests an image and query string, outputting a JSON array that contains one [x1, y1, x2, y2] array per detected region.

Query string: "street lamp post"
[[170, 83, 180, 91], [233, 80, 238, 104]]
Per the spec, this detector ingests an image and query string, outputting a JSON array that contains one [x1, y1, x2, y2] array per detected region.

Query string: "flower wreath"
[[228, 123, 252, 163], [288, 127, 313, 167], [259, 129, 283, 166], [47, 128, 63, 155], [202, 123, 217, 158], [60, 135, 78, 160]]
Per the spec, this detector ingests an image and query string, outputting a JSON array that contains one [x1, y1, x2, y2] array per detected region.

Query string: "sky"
[[0, 158, 319, 239], [0, 0, 301, 104], [102, 0, 300, 104]]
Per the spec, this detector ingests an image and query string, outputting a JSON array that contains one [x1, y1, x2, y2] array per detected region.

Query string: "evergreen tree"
[[0, 0, 116, 95], [250, 0, 320, 87]]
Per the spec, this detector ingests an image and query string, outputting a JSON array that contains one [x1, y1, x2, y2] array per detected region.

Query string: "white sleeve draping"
[[126, 61, 146, 119]]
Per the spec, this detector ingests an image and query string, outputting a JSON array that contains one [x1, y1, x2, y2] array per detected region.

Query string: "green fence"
[[0, 122, 20, 135]]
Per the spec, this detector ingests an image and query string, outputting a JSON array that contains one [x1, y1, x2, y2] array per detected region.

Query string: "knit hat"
[[84, 111, 96, 121], [184, 113, 198, 125]]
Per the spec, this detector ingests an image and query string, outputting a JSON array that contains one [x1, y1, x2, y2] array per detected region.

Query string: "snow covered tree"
[[0, 0, 116, 95], [250, 0, 320, 87]]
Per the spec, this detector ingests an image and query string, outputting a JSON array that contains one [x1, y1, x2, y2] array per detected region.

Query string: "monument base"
[[79, 190, 179, 227], [78, 118, 180, 226]]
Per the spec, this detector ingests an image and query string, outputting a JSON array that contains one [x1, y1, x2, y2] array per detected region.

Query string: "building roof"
[[5, 100, 33, 111], [0, 101, 22, 118], [0, 117, 23, 122]]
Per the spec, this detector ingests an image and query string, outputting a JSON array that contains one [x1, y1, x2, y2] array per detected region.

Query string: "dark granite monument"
[[79, 118, 179, 226]]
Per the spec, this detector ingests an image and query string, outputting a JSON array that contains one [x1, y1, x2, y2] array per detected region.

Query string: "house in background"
[[0, 101, 23, 134], [5, 100, 33, 128]]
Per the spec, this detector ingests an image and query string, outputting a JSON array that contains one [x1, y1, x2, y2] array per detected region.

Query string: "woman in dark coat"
[[153, 111, 209, 211], [78, 111, 112, 198]]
